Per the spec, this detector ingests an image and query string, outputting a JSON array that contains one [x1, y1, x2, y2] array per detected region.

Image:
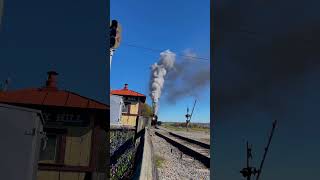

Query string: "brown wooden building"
[[0, 71, 109, 180]]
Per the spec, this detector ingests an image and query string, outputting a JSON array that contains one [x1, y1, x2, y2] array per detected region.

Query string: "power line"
[[121, 42, 210, 63]]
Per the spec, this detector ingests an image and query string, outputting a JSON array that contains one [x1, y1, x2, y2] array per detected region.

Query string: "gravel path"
[[150, 130, 210, 180]]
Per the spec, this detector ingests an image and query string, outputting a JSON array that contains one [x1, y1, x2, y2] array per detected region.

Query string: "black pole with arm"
[[256, 120, 277, 180]]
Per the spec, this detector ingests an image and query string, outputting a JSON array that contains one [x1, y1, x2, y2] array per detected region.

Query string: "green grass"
[[162, 123, 210, 133], [163, 124, 184, 131], [155, 155, 165, 168]]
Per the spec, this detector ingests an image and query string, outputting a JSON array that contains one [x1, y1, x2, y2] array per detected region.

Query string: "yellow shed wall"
[[129, 102, 139, 114], [121, 115, 137, 126], [37, 171, 85, 180], [64, 129, 92, 166], [60, 172, 85, 180], [37, 171, 59, 180]]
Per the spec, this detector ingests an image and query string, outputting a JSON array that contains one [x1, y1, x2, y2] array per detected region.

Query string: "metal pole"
[[110, 48, 115, 68], [246, 141, 249, 170], [190, 99, 197, 121], [247, 141, 251, 180]]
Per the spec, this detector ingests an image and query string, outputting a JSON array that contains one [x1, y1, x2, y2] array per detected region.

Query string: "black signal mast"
[[240, 120, 277, 180], [185, 99, 197, 131]]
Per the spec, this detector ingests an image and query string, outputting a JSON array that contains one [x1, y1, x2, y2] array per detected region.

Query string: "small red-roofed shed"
[[111, 83, 146, 126], [0, 71, 108, 180]]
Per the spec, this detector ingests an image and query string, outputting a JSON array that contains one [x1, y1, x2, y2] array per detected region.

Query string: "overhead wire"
[[121, 42, 210, 63]]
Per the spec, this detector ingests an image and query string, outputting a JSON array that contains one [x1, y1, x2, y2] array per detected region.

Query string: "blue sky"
[[0, 0, 108, 103], [110, 0, 210, 123]]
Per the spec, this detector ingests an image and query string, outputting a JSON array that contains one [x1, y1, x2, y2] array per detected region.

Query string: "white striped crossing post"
[[110, 48, 115, 68]]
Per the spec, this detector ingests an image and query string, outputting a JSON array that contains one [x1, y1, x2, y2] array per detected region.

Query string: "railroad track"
[[154, 128, 210, 168]]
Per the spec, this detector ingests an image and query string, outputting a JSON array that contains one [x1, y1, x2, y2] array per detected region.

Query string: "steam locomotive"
[[151, 114, 158, 126]]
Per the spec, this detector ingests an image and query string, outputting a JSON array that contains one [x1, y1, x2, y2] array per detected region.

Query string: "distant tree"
[[141, 103, 153, 117]]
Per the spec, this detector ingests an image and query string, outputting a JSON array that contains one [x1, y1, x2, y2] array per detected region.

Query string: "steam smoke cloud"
[[149, 50, 175, 114], [165, 49, 210, 104], [149, 49, 210, 115]]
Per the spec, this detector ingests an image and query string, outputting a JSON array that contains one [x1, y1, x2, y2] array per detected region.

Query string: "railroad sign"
[[123, 96, 138, 102], [42, 110, 90, 127]]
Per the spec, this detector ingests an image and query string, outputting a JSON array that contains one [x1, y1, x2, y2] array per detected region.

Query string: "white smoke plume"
[[164, 49, 210, 104], [149, 50, 176, 115]]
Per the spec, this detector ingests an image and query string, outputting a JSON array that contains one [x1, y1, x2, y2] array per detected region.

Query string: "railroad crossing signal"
[[240, 142, 259, 180], [110, 20, 122, 49], [185, 100, 197, 131]]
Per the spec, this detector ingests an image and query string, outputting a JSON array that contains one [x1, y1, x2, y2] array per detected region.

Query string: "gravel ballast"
[[150, 130, 210, 180]]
